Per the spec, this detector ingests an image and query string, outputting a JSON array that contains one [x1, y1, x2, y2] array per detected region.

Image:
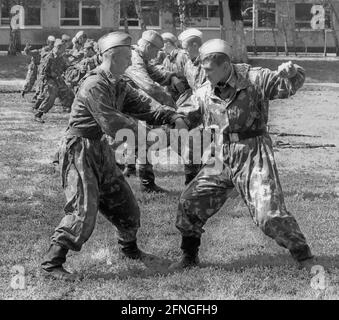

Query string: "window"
[[119, 0, 160, 28], [60, 0, 101, 27], [185, 1, 220, 28], [258, 2, 276, 28], [295, 3, 331, 29], [241, 0, 276, 29], [25, 0, 41, 26], [1, 0, 11, 26], [242, 0, 253, 28], [1, 0, 41, 27]]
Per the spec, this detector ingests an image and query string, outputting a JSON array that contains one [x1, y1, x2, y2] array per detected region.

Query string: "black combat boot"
[[290, 244, 316, 272], [41, 244, 77, 281], [169, 236, 201, 271], [34, 111, 45, 123], [140, 182, 168, 194], [119, 240, 145, 260]]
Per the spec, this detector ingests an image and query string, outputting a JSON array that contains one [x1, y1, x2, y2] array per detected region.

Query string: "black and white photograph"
[[0, 0, 338, 304]]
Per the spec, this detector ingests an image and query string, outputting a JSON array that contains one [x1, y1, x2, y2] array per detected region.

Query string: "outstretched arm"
[[248, 61, 305, 100]]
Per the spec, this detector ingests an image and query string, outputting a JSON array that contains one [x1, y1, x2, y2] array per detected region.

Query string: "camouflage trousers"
[[35, 79, 74, 113], [23, 62, 38, 93], [50, 135, 140, 251], [176, 133, 313, 262]]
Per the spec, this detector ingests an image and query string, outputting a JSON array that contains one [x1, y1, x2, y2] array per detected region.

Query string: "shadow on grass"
[[86, 253, 173, 281], [199, 253, 339, 272]]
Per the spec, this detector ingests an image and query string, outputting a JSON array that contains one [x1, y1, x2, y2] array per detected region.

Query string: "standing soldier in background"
[[66, 40, 98, 93], [122, 30, 186, 193], [176, 28, 206, 185], [33, 39, 74, 123], [159, 32, 190, 102], [21, 43, 41, 98], [170, 39, 315, 271], [25, 35, 55, 101], [41, 32, 188, 281]]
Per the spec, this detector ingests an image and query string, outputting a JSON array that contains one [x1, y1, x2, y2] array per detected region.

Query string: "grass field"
[[0, 60, 338, 299]]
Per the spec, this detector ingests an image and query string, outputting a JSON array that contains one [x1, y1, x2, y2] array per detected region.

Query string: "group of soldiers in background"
[[22, 31, 100, 122], [21, 28, 206, 193]]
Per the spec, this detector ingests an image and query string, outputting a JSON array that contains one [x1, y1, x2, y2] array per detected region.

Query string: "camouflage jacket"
[[65, 54, 99, 88], [124, 46, 175, 107], [23, 46, 41, 65], [40, 45, 53, 60], [163, 48, 189, 80], [183, 56, 206, 91], [69, 67, 184, 138], [40, 52, 68, 84], [181, 63, 305, 134]]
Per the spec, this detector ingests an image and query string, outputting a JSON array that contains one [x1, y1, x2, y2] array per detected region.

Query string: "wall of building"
[[0, 0, 339, 52]]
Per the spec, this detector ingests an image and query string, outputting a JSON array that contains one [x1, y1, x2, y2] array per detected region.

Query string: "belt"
[[67, 126, 103, 139], [223, 129, 266, 143]]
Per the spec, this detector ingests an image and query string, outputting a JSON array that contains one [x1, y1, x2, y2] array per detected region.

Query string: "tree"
[[120, 0, 130, 34], [260, 0, 278, 56], [218, 0, 226, 40], [229, 0, 248, 63], [156, 0, 202, 35], [326, 0, 339, 56]]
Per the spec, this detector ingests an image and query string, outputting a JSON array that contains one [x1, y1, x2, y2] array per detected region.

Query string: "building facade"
[[1, 0, 339, 52]]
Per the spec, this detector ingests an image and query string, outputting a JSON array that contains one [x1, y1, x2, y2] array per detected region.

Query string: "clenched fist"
[[277, 61, 297, 78]]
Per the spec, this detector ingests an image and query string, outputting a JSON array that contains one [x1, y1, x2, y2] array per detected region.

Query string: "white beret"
[[199, 39, 232, 58], [161, 32, 177, 44], [178, 28, 202, 42], [98, 32, 132, 54], [142, 30, 164, 49], [75, 30, 86, 40], [47, 35, 56, 42]]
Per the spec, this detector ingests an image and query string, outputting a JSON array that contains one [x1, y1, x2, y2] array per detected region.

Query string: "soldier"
[[170, 39, 315, 271], [122, 30, 186, 193], [33, 39, 74, 123], [21, 43, 41, 98], [160, 32, 190, 101], [41, 32, 188, 281], [28, 35, 56, 102], [176, 28, 206, 185], [65, 40, 98, 93], [68, 31, 87, 65], [61, 34, 72, 50]]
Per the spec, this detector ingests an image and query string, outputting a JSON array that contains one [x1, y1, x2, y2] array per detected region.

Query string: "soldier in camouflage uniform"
[[21, 44, 41, 98], [25, 35, 55, 101], [175, 28, 207, 185], [123, 30, 186, 193], [41, 32, 188, 281], [66, 40, 99, 93], [160, 32, 190, 102], [33, 39, 74, 123], [170, 39, 315, 271]]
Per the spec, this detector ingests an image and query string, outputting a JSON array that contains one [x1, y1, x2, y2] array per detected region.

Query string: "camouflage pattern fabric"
[[48, 67, 183, 251], [51, 135, 140, 251], [35, 52, 74, 112], [176, 63, 313, 262], [23, 61, 38, 93], [161, 48, 190, 101], [124, 46, 175, 107], [65, 55, 100, 93], [22, 46, 41, 93]]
